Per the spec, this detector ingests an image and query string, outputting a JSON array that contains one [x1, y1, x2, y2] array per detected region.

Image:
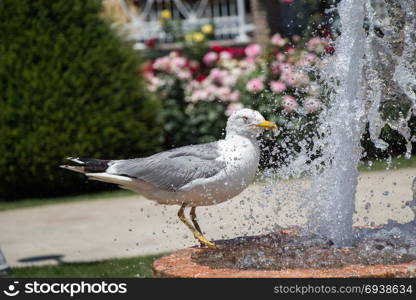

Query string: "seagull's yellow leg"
[[177, 203, 218, 249], [190, 206, 202, 234]]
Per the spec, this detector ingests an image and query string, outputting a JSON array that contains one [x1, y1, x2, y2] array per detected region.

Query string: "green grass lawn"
[[357, 155, 416, 172], [4, 254, 163, 278]]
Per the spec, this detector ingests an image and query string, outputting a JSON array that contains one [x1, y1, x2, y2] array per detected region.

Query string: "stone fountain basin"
[[153, 228, 416, 278]]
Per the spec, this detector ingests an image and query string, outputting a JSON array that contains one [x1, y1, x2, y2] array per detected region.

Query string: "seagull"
[[60, 109, 277, 248]]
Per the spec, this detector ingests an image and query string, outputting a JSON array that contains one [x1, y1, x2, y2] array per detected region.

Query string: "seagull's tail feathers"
[[86, 173, 134, 186], [60, 157, 111, 174]]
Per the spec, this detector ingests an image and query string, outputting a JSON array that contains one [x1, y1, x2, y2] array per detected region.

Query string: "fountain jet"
[[306, 0, 416, 246]]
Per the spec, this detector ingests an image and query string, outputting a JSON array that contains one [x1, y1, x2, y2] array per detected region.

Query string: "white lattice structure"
[[117, 0, 254, 48]]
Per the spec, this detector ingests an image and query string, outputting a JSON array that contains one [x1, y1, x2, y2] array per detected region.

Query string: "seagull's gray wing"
[[107, 142, 226, 191]]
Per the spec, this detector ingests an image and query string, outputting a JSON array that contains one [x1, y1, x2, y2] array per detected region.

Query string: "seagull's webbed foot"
[[178, 204, 219, 249]]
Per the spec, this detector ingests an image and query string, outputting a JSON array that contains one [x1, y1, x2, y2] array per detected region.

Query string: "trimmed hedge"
[[0, 0, 162, 199]]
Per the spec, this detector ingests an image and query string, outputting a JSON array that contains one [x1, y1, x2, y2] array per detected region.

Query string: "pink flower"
[[171, 56, 186, 69], [225, 103, 244, 116], [209, 68, 227, 84], [229, 90, 240, 102], [205, 85, 218, 101], [280, 0, 294, 3], [276, 53, 286, 62], [190, 89, 209, 102], [271, 61, 281, 75], [153, 56, 171, 72], [244, 57, 256, 64], [143, 71, 154, 81], [203, 51, 218, 65], [216, 86, 231, 102], [282, 72, 308, 87], [169, 51, 180, 58], [216, 87, 240, 103], [281, 95, 298, 112], [246, 77, 264, 93], [297, 53, 317, 67], [292, 35, 301, 43], [307, 37, 326, 53], [279, 62, 293, 74], [271, 33, 286, 47], [306, 53, 317, 64], [177, 70, 191, 80], [270, 81, 286, 93], [286, 74, 296, 86], [303, 97, 321, 113], [244, 44, 262, 58]]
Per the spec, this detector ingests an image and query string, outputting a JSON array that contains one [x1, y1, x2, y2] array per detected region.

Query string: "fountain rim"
[[153, 228, 416, 278], [153, 247, 416, 278]]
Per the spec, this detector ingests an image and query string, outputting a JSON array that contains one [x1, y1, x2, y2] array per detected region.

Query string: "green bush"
[[0, 0, 162, 200]]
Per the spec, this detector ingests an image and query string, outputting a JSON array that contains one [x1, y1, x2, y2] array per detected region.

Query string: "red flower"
[[325, 45, 335, 54], [143, 62, 153, 73], [191, 67, 199, 74], [210, 44, 223, 53], [320, 28, 332, 38], [230, 47, 245, 58], [195, 74, 206, 82], [284, 45, 295, 54], [145, 38, 157, 48], [186, 61, 200, 74]]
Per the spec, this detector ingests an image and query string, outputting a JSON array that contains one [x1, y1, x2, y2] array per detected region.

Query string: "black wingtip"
[[64, 157, 111, 173]]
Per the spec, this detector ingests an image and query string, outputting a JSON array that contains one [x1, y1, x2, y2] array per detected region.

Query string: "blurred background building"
[[102, 0, 318, 49]]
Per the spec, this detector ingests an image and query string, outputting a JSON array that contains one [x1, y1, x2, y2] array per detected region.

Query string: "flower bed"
[[143, 33, 332, 160]]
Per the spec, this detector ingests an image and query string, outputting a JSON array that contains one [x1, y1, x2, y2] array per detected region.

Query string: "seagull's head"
[[226, 108, 277, 139]]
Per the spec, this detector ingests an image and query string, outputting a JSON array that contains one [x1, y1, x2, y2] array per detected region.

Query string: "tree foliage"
[[0, 0, 162, 199]]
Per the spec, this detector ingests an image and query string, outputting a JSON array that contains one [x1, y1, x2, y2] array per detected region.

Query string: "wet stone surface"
[[192, 224, 416, 270]]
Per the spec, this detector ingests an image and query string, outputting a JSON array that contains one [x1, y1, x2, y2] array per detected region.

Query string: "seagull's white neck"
[[224, 132, 260, 154], [225, 131, 258, 144]]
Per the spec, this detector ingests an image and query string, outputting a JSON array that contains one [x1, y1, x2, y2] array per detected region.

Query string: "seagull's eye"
[[242, 116, 249, 122]]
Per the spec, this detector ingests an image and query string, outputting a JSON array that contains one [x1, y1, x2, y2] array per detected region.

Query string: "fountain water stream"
[[306, 0, 366, 246], [284, 0, 416, 246]]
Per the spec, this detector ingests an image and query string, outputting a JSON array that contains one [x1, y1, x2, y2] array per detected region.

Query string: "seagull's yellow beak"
[[256, 120, 277, 130]]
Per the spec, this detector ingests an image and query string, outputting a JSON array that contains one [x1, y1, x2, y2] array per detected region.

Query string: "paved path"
[[1, 169, 415, 266]]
